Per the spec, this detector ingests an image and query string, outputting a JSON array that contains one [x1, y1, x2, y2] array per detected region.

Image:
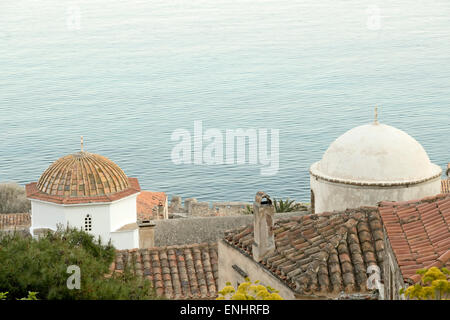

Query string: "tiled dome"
[[37, 151, 130, 197]]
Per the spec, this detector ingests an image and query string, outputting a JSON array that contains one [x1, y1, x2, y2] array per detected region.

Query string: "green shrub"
[[242, 205, 254, 215], [274, 198, 301, 213], [0, 226, 159, 300], [0, 182, 31, 213], [400, 267, 450, 300], [217, 278, 283, 300]]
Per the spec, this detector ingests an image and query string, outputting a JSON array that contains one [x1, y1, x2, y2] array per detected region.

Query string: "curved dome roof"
[[310, 123, 442, 185], [37, 151, 130, 197]]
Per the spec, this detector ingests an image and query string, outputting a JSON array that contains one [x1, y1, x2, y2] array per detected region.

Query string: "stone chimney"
[[169, 195, 182, 213], [138, 220, 155, 249], [184, 198, 197, 215], [157, 201, 164, 219], [252, 191, 275, 262]]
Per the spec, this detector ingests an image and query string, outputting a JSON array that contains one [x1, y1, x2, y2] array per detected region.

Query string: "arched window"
[[311, 190, 315, 214], [84, 214, 92, 231]]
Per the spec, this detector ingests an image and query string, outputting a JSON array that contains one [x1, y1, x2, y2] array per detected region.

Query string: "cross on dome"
[[374, 106, 379, 124]]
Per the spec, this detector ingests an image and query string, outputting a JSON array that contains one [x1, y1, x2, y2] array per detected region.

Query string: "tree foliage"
[[400, 267, 450, 300], [242, 205, 254, 215], [0, 226, 159, 300], [0, 291, 38, 300], [0, 182, 31, 214], [274, 198, 302, 213], [217, 278, 283, 300]]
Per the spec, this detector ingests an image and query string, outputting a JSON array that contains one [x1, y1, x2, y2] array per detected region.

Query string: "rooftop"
[[26, 177, 140, 205], [137, 191, 167, 221], [26, 151, 140, 204], [442, 179, 449, 194], [224, 207, 384, 298], [378, 193, 450, 284], [0, 213, 31, 230], [112, 243, 218, 299], [311, 123, 441, 185]]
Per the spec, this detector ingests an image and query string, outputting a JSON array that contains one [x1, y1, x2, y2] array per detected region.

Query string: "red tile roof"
[[379, 193, 450, 283], [137, 191, 167, 221], [37, 152, 130, 197], [26, 178, 140, 205], [112, 243, 218, 299], [442, 179, 449, 194], [0, 213, 31, 230], [224, 207, 385, 297]]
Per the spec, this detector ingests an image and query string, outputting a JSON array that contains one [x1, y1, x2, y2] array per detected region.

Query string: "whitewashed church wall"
[[110, 228, 139, 250], [30, 200, 65, 233], [310, 176, 441, 214], [109, 194, 138, 232]]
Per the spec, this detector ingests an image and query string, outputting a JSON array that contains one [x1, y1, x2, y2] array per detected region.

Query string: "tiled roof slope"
[[379, 194, 450, 284], [112, 243, 218, 299], [137, 191, 167, 221], [0, 213, 31, 230], [26, 178, 140, 204], [224, 208, 384, 298], [442, 179, 449, 194]]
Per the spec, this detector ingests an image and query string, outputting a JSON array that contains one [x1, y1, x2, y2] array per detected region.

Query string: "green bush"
[[242, 205, 254, 215], [0, 182, 31, 213], [0, 226, 159, 300], [274, 198, 301, 213], [1, 291, 38, 300]]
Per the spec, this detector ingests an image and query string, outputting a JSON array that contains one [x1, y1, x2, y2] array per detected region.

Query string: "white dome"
[[310, 123, 442, 184]]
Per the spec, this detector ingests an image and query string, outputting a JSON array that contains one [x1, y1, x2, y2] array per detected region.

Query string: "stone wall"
[[169, 195, 252, 217], [153, 211, 305, 247], [383, 227, 407, 300], [218, 239, 298, 300]]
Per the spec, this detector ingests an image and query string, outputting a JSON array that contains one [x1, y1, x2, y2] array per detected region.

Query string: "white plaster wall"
[[64, 203, 111, 243], [310, 176, 442, 214], [109, 194, 138, 232], [30, 200, 65, 234], [110, 229, 139, 250], [218, 240, 296, 300], [30, 195, 140, 249]]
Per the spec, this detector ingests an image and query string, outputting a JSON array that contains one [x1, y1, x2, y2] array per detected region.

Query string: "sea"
[[0, 0, 449, 203]]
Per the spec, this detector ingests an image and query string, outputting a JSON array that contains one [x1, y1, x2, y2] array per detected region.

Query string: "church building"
[[25, 140, 145, 250], [309, 110, 442, 214]]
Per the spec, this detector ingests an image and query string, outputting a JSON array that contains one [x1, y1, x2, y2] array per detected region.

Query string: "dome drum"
[[309, 122, 443, 214]]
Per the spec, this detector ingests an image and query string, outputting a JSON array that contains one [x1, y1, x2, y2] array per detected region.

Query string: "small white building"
[[309, 117, 442, 214], [26, 150, 143, 250]]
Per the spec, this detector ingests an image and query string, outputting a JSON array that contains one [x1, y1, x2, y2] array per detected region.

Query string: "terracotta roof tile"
[[442, 179, 449, 194], [137, 191, 167, 221], [379, 194, 450, 283], [26, 177, 140, 204], [113, 243, 218, 299], [0, 213, 31, 230], [223, 207, 384, 297]]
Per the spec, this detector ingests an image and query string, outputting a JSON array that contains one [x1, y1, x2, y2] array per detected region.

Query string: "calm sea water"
[[0, 0, 449, 203]]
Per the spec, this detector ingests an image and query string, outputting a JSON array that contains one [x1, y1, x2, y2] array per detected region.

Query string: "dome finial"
[[80, 136, 84, 152], [374, 106, 379, 125]]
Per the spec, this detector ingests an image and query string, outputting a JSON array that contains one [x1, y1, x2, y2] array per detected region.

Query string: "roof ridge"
[[379, 193, 450, 208]]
